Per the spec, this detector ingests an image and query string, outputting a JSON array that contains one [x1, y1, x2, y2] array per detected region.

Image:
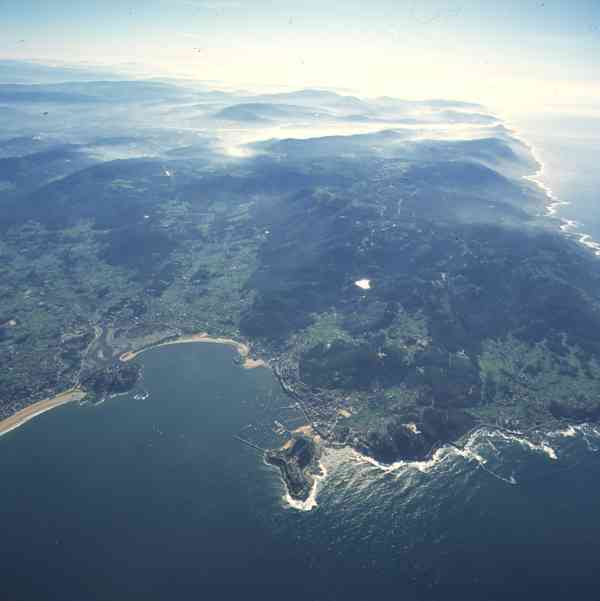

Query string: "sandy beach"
[[119, 332, 268, 369], [0, 388, 86, 437], [0, 332, 266, 440]]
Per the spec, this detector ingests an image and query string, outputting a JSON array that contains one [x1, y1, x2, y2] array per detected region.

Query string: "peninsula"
[[265, 427, 323, 502], [2, 85, 600, 498]]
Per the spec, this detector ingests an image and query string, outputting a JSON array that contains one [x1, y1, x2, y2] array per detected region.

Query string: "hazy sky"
[[1, 0, 599, 113]]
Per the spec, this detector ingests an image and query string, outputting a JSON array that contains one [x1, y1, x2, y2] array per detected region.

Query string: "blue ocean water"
[[515, 112, 600, 247], [1, 343, 600, 600]]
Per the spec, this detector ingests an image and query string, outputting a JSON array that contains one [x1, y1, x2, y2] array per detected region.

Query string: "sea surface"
[[1, 342, 600, 600], [3, 115, 600, 599], [515, 111, 600, 249]]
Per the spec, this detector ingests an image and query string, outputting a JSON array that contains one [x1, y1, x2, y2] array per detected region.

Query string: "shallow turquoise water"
[[1, 342, 600, 600]]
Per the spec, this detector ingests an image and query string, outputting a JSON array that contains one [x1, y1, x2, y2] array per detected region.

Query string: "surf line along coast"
[[0, 332, 267, 437]]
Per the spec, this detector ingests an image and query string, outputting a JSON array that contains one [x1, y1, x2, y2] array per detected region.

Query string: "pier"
[[233, 435, 266, 453]]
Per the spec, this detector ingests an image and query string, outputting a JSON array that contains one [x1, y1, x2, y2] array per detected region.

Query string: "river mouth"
[[2, 342, 600, 600]]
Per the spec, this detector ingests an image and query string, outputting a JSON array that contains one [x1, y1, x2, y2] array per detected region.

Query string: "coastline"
[[510, 125, 600, 257], [278, 421, 567, 511], [350, 422, 566, 487], [0, 388, 85, 438], [268, 424, 327, 512], [284, 457, 327, 512], [119, 332, 268, 370], [0, 331, 267, 440]]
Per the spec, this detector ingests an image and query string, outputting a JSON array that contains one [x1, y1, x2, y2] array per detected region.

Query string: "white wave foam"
[[574, 424, 600, 452], [576, 233, 600, 256], [349, 440, 486, 477], [337, 421, 600, 492], [283, 459, 328, 512], [350, 449, 407, 473], [351, 427, 558, 481], [492, 431, 558, 460], [346, 428, 545, 488], [406, 447, 454, 473], [306, 418, 600, 502], [559, 219, 578, 232], [451, 445, 487, 465], [508, 125, 600, 257], [540, 442, 558, 460], [551, 425, 578, 438]]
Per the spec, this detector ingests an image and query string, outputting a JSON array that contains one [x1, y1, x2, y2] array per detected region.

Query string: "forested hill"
[[1, 77, 600, 462]]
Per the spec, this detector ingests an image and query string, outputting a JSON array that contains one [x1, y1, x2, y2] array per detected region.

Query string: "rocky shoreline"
[[265, 427, 323, 502]]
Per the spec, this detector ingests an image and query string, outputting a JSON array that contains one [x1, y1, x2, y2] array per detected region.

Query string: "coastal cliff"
[[265, 431, 322, 502]]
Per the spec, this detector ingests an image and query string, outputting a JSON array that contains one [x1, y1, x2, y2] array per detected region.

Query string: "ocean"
[[515, 111, 600, 250], [2, 342, 600, 600], [2, 113, 600, 599]]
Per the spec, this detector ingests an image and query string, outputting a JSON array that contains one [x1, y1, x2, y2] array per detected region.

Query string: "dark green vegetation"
[[80, 363, 141, 402], [1, 70, 600, 465], [265, 433, 322, 501]]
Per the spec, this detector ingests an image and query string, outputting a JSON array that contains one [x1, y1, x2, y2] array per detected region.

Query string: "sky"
[[1, 0, 599, 114]]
